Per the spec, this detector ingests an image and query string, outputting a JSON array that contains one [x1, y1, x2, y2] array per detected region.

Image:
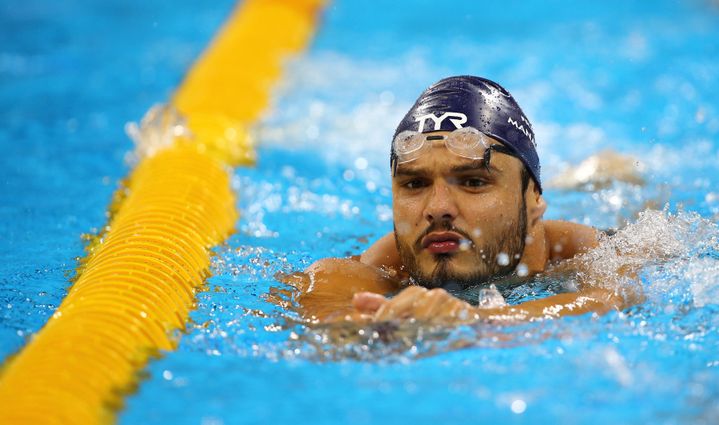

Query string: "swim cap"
[[392, 75, 541, 192]]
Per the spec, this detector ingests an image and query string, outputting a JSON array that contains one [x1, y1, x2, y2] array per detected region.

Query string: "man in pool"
[[291, 75, 625, 325]]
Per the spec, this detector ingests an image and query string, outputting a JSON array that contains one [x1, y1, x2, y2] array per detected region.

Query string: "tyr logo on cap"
[[414, 112, 468, 133]]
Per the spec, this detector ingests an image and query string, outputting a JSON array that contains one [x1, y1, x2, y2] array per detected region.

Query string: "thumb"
[[352, 292, 387, 313]]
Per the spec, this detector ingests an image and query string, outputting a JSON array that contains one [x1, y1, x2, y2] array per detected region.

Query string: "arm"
[[279, 231, 404, 323], [353, 285, 626, 325], [282, 258, 402, 323]]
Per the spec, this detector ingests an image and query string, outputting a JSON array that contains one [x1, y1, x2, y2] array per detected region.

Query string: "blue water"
[[0, 0, 237, 353], [2, 0, 719, 424]]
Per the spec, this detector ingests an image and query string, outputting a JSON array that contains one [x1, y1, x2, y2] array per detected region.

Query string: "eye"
[[402, 178, 429, 190], [460, 177, 486, 189]]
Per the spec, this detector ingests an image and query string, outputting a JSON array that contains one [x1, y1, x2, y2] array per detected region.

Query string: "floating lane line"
[[0, 0, 326, 423]]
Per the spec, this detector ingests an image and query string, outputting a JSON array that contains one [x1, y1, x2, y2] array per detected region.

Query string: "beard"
[[395, 195, 527, 290]]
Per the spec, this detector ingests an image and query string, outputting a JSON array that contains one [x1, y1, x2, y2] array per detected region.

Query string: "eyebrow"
[[394, 167, 426, 177], [450, 160, 501, 174], [394, 160, 501, 177]]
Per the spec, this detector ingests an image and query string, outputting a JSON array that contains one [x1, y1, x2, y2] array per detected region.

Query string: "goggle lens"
[[392, 127, 490, 164]]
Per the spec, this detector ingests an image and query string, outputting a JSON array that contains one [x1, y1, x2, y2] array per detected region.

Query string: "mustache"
[[413, 219, 475, 251]]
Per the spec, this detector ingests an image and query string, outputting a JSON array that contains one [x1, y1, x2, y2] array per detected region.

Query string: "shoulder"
[[304, 256, 402, 294], [358, 231, 402, 269], [543, 220, 600, 262]]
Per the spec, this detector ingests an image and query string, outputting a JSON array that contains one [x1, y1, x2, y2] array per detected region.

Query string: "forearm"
[[285, 258, 402, 322], [477, 287, 624, 323]]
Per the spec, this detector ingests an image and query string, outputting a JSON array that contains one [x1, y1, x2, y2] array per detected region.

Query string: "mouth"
[[421, 232, 466, 255]]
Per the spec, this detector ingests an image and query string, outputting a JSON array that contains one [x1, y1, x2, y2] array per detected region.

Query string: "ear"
[[525, 180, 547, 228]]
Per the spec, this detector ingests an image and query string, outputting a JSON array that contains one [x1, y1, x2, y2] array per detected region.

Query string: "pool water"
[[2, 0, 719, 424]]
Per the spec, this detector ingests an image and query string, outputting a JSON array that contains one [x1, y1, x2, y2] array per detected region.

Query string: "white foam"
[[685, 258, 719, 307], [124, 103, 192, 162], [574, 208, 719, 307], [477, 284, 507, 309]]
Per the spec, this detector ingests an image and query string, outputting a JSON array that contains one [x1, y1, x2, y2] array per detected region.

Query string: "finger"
[[374, 286, 427, 321], [411, 289, 445, 320], [439, 299, 473, 324], [352, 292, 387, 313], [418, 288, 462, 321], [417, 289, 474, 324]]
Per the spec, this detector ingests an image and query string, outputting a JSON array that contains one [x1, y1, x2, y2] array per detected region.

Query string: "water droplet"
[[396, 221, 411, 235], [354, 157, 368, 170], [511, 399, 527, 414], [497, 252, 510, 266]]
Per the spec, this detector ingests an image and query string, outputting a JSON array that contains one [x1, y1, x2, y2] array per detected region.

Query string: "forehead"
[[393, 131, 522, 177]]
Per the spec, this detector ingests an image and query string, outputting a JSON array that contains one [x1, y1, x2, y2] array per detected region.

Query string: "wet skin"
[[391, 132, 538, 287], [294, 133, 624, 325]]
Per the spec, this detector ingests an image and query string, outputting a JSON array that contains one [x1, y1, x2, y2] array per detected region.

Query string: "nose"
[[423, 179, 458, 223]]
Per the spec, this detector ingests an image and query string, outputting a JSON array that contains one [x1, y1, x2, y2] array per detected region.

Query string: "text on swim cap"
[[507, 116, 536, 146], [415, 112, 468, 133]]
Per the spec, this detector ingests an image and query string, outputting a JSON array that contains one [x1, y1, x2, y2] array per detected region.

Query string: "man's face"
[[392, 132, 528, 289]]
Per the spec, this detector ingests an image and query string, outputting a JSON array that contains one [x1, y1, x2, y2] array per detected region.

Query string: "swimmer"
[[289, 76, 627, 325]]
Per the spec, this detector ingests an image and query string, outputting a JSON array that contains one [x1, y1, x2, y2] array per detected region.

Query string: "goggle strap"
[[483, 144, 518, 172]]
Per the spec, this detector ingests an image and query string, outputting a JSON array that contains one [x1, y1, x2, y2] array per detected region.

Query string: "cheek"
[[461, 195, 517, 238], [392, 195, 423, 231], [464, 197, 504, 225], [392, 209, 416, 252], [395, 221, 412, 238]]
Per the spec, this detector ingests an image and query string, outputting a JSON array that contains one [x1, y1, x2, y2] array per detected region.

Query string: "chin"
[[414, 256, 486, 289]]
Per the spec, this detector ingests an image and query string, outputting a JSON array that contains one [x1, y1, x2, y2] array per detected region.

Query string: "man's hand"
[[352, 286, 480, 325], [286, 258, 625, 326], [351, 284, 626, 326]]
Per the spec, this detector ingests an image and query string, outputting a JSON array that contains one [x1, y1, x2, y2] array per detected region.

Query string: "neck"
[[519, 221, 549, 274]]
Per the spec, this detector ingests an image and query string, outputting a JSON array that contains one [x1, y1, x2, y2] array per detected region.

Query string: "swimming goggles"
[[391, 127, 518, 173]]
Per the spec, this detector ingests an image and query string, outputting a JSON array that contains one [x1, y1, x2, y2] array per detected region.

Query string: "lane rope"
[[0, 1, 325, 423]]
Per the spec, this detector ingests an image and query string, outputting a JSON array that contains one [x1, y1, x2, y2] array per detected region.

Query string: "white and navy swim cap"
[[392, 75, 541, 192]]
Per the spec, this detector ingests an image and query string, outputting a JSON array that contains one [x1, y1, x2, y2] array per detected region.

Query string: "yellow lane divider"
[[0, 0, 325, 423]]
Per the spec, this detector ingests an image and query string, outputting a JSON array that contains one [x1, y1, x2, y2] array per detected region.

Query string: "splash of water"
[[573, 208, 719, 307], [124, 103, 193, 163]]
